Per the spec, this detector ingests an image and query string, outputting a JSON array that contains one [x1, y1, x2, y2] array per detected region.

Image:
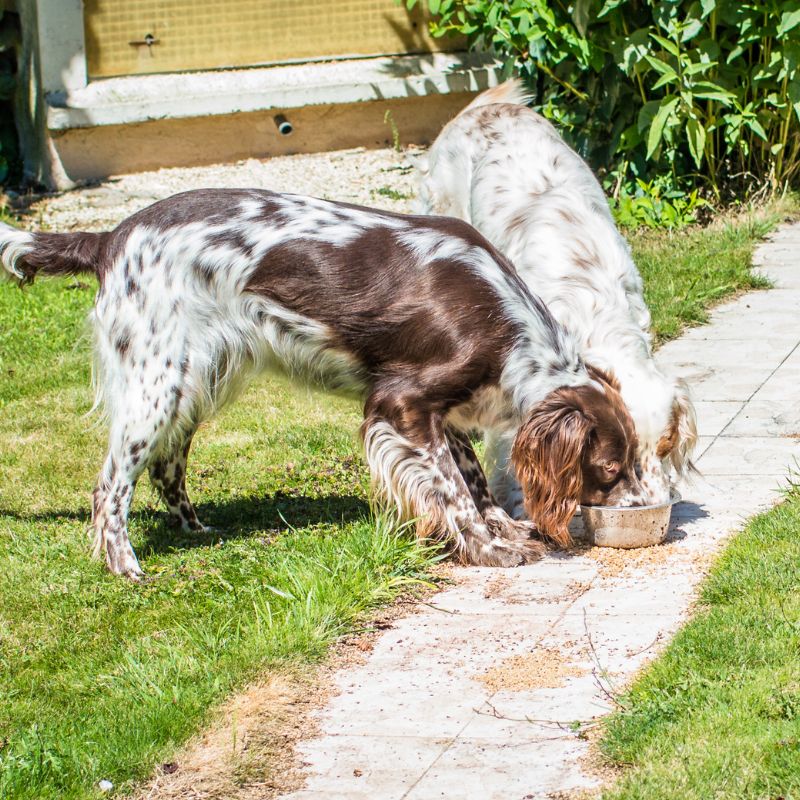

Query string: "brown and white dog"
[[417, 81, 697, 515], [0, 189, 646, 578]]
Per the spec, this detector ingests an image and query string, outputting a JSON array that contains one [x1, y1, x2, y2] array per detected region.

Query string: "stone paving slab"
[[692, 401, 745, 436], [280, 223, 800, 800]]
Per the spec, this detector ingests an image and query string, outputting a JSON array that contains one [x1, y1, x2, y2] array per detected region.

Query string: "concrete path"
[[281, 224, 800, 800]]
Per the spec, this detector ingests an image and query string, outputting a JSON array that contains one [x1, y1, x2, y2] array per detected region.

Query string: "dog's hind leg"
[[92, 436, 152, 580], [92, 343, 196, 578], [148, 430, 211, 533]]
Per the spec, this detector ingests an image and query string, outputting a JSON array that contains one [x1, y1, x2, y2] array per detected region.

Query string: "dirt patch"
[[133, 576, 446, 800], [482, 573, 513, 599], [579, 538, 711, 579], [482, 574, 591, 605], [478, 648, 585, 694], [135, 674, 318, 800], [558, 580, 594, 603]]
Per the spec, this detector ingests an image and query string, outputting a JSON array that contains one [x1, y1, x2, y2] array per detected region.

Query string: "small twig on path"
[[625, 632, 663, 658], [394, 599, 460, 614], [583, 610, 628, 711], [475, 700, 599, 737]]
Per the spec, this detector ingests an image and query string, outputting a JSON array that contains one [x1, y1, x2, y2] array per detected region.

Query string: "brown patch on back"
[[507, 209, 533, 235], [557, 207, 581, 227], [475, 102, 530, 123]]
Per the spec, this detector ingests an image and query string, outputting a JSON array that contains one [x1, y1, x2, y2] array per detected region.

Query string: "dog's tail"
[[459, 78, 533, 116], [413, 78, 534, 188], [0, 221, 106, 284]]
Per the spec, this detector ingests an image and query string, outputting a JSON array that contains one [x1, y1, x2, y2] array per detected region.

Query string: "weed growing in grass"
[[610, 179, 709, 230], [383, 109, 401, 152]]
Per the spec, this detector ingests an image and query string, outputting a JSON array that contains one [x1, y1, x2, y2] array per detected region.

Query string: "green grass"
[[633, 211, 778, 344], [0, 202, 791, 798], [372, 185, 412, 201], [601, 485, 800, 799], [0, 277, 436, 799]]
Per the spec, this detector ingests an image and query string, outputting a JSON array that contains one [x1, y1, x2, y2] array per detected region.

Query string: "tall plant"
[[407, 0, 800, 198]]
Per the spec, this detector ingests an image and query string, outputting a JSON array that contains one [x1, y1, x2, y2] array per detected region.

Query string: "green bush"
[[610, 176, 709, 227], [408, 0, 800, 200]]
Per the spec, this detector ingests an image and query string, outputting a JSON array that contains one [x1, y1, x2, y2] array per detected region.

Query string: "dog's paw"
[[473, 536, 546, 567], [483, 506, 539, 542], [106, 544, 144, 580]]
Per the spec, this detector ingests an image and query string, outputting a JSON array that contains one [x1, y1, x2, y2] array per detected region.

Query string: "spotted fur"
[[417, 80, 698, 512], [0, 189, 645, 578]]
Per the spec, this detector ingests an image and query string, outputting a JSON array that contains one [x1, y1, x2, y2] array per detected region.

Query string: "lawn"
[[633, 212, 775, 344], [0, 201, 791, 798], [0, 276, 435, 799], [601, 482, 800, 799]]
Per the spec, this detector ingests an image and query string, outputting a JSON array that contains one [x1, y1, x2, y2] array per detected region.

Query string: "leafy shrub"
[[406, 0, 800, 200], [610, 178, 709, 228]]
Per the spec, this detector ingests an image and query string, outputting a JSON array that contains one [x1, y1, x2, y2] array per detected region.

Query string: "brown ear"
[[657, 379, 698, 477], [511, 389, 593, 547]]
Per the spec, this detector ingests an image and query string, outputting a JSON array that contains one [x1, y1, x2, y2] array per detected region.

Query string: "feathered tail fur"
[[459, 78, 533, 115], [414, 79, 533, 184], [0, 221, 105, 284]]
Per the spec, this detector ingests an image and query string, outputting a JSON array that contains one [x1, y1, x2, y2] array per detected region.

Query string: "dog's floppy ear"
[[657, 378, 698, 478], [512, 388, 593, 547]]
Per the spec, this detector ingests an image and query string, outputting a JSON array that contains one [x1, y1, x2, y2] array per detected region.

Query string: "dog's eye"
[[603, 460, 620, 474]]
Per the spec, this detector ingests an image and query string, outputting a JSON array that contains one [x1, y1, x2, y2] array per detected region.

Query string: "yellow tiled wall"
[[83, 0, 458, 78]]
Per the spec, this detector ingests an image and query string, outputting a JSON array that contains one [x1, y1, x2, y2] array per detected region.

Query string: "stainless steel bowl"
[[579, 491, 681, 549]]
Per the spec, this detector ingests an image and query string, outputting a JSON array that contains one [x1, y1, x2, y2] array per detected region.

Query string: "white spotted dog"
[[417, 80, 698, 515], [0, 189, 647, 579]]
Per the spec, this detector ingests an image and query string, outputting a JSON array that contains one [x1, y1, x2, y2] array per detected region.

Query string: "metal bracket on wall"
[[128, 33, 159, 55]]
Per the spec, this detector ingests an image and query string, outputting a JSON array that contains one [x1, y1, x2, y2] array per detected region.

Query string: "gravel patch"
[[15, 147, 421, 233], [478, 648, 585, 693]]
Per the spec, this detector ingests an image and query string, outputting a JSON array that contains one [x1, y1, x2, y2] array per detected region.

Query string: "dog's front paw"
[[473, 536, 546, 567], [483, 505, 539, 542]]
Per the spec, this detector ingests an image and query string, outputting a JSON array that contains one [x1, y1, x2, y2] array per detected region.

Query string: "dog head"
[[511, 369, 646, 546]]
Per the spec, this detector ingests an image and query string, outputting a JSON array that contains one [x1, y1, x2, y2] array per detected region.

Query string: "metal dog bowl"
[[579, 491, 681, 549]]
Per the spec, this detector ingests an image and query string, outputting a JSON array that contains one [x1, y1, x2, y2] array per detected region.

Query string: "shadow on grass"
[[142, 492, 371, 555], [1, 496, 708, 560], [0, 491, 371, 553]]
